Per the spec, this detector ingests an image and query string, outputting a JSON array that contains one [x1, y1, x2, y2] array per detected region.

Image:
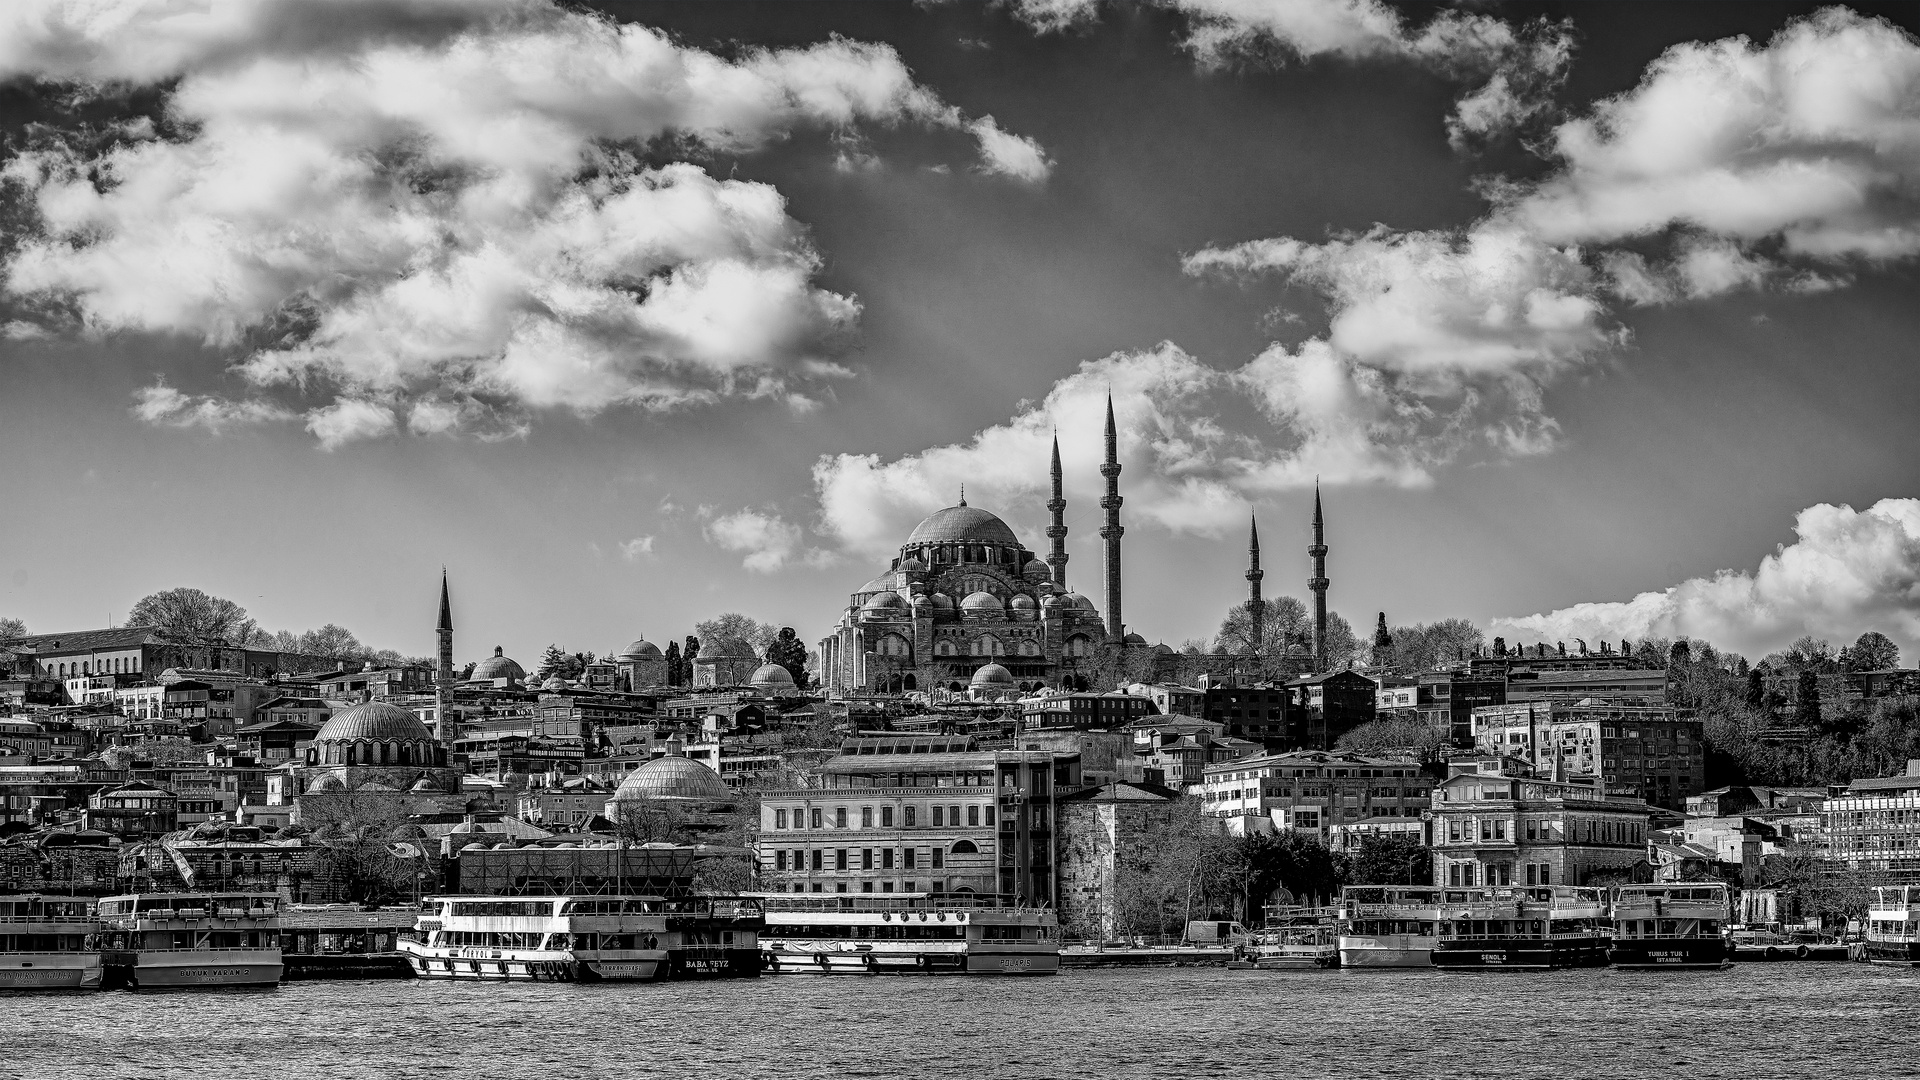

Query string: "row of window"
[[1443, 861, 1552, 887], [771, 842, 983, 873], [773, 804, 995, 830], [1441, 817, 1645, 846]]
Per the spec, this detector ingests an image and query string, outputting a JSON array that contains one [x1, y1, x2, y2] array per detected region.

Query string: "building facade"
[[1822, 761, 1920, 877], [1429, 769, 1655, 888], [1470, 702, 1707, 810], [1194, 751, 1434, 838]]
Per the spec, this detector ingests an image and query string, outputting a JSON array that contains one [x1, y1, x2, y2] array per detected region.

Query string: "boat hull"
[[1607, 938, 1732, 969], [1865, 940, 1920, 966], [399, 943, 762, 981], [1432, 937, 1609, 970], [1337, 935, 1433, 969], [762, 945, 1056, 975], [0, 953, 103, 990], [105, 949, 283, 988]]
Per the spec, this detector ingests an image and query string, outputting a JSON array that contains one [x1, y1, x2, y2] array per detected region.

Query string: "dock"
[[1059, 946, 1235, 968]]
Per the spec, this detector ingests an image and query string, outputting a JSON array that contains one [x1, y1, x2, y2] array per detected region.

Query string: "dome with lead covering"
[[618, 637, 664, 660], [906, 505, 1020, 547], [609, 756, 730, 803], [961, 591, 1003, 613], [750, 663, 797, 693], [471, 646, 525, 683], [969, 663, 1015, 689], [314, 700, 435, 745]]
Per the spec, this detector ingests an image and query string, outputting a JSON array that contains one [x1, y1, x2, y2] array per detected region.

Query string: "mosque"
[[820, 398, 1145, 696]]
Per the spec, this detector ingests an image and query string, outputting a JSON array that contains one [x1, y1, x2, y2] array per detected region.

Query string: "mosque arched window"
[[1019, 640, 1041, 657], [936, 641, 956, 657], [975, 635, 1004, 656], [1065, 635, 1093, 658], [877, 634, 912, 658]]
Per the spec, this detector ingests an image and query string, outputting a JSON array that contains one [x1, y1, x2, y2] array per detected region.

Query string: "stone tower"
[[1308, 485, 1329, 671], [1099, 394, 1124, 640], [1246, 513, 1266, 650], [1047, 432, 1069, 589], [436, 570, 454, 688]]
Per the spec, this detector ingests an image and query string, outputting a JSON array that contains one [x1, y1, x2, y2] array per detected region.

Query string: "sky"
[[1, 0, 1917, 669]]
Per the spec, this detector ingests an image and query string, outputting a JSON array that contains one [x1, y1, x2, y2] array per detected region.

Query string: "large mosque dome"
[[749, 662, 798, 694], [471, 646, 525, 683], [315, 700, 435, 745], [906, 505, 1020, 547], [609, 756, 731, 803], [969, 663, 1016, 691]]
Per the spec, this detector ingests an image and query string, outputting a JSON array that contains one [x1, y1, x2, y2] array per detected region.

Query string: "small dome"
[[910, 593, 933, 608], [308, 773, 347, 794], [961, 591, 1003, 613], [899, 555, 927, 573], [969, 663, 1016, 689], [906, 505, 1021, 547], [1124, 632, 1148, 644], [314, 700, 435, 744], [1040, 593, 1061, 608], [610, 756, 730, 803], [541, 676, 567, 690], [471, 646, 525, 683], [618, 637, 663, 660], [857, 574, 895, 595], [929, 593, 955, 610], [1067, 593, 1096, 610], [701, 637, 759, 660], [1023, 559, 1051, 581], [408, 776, 439, 792], [863, 591, 909, 611], [749, 663, 797, 691], [1009, 594, 1036, 610]]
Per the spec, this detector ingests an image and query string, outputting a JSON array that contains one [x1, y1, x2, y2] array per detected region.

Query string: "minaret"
[[1046, 432, 1069, 589], [1246, 514, 1265, 650], [1308, 484, 1329, 671], [432, 571, 456, 744], [1099, 394, 1124, 639]]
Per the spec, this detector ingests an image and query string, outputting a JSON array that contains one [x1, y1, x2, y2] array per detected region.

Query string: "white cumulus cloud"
[[619, 536, 656, 561], [1, 0, 1050, 445], [131, 381, 295, 431], [1491, 499, 1920, 662], [704, 508, 832, 574]]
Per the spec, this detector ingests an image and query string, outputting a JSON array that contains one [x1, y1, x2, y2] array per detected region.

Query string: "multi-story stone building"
[[1429, 766, 1655, 888], [1470, 702, 1708, 810], [1822, 760, 1920, 876], [1193, 750, 1434, 838], [1284, 670, 1378, 749], [1416, 669, 1507, 747], [1022, 690, 1159, 731], [1201, 683, 1292, 746], [1503, 667, 1669, 706], [754, 734, 1079, 904], [1055, 780, 1183, 940]]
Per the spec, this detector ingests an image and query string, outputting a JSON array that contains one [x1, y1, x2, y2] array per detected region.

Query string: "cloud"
[[1491, 498, 1920, 662], [1509, 8, 1920, 261], [1, 0, 1050, 445], [1007, 0, 1573, 145], [970, 116, 1053, 182], [703, 508, 832, 573], [304, 399, 398, 450], [131, 381, 294, 431], [619, 536, 656, 561]]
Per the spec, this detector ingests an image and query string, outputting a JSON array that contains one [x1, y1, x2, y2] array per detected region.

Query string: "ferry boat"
[[1336, 885, 1443, 968], [399, 894, 763, 981], [1865, 885, 1920, 966], [0, 894, 101, 990], [1247, 906, 1338, 969], [96, 892, 283, 988], [1608, 883, 1732, 969], [1431, 886, 1611, 970], [758, 893, 1058, 975]]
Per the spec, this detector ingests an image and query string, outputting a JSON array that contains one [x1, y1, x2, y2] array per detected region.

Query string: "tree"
[[611, 796, 691, 845], [0, 617, 26, 640], [1345, 833, 1432, 887], [1745, 669, 1766, 710], [297, 624, 364, 657], [1843, 631, 1901, 672], [1336, 717, 1449, 761], [127, 587, 256, 642], [765, 627, 809, 688], [1796, 669, 1822, 729], [1492, 636, 1506, 657], [536, 644, 569, 681], [298, 793, 422, 904], [664, 640, 683, 686], [694, 614, 778, 653], [1385, 618, 1484, 673]]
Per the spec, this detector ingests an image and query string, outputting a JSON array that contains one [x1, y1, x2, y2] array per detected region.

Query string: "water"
[[3, 965, 1916, 1079]]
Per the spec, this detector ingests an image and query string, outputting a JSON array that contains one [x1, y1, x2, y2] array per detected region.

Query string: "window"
[[836, 808, 848, 828], [882, 849, 895, 869], [835, 849, 848, 871], [951, 840, 979, 855], [1539, 865, 1550, 885], [861, 807, 874, 828], [932, 806, 944, 826], [1449, 819, 1461, 842], [967, 806, 980, 827], [904, 806, 915, 827], [904, 848, 917, 869], [810, 808, 822, 829], [932, 848, 945, 869], [984, 806, 995, 826], [881, 807, 894, 828], [861, 882, 875, 893], [811, 850, 824, 871], [775, 851, 788, 871], [1448, 863, 1460, 886], [862, 849, 874, 870], [1525, 863, 1536, 885], [775, 809, 788, 829]]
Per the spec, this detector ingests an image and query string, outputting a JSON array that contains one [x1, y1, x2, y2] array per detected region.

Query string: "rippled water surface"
[[5, 965, 1917, 1079]]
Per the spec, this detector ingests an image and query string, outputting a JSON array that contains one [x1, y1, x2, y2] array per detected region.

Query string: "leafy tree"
[[537, 644, 569, 681], [1796, 669, 1822, 729], [664, 640, 683, 686], [1345, 833, 1432, 887], [1745, 669, 1766, 710], [297, 624, 364, 657], [0, 617, 26, 640], [127, 587, 256, 643], [764, 627, 809, 688], [611, 796, 691, 845], [1385, 618, 1484, 673], [684, 636, 700, 678], [1843, 631, 1901, 672], [694, 614, 778, 653], [297, 793, 424, 904], [1492, 636, 1506, 657], [1336, 716, 1449, 761]]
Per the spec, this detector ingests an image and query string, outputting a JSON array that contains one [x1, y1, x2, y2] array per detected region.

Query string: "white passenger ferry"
[[96, 893, 283, 988], [1865, 885, 1920, 966], [1247, 906, 1338, 969], [757, 894, 1058, 975], [400, 895, 764, 981], [1336, 885, 1443, 968], [0, 894, 101, 990], [1608, 883, 1732, 969], [1431, 886, 1612, 970]]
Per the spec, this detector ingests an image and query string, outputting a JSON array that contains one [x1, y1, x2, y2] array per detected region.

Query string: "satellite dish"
[[387, 841, 422, 859]]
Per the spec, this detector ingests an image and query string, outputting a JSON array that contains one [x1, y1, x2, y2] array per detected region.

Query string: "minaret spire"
[[1099, 393, 1124, 639], [1308, 484, 1329, 671], [434, 569, 454, 743], [1246, 513, 1265, 650], [1046, 431, 1069, 589]]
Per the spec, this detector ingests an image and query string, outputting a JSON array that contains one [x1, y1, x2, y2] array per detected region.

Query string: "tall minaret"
[[434, 569, 454, 743], [1308, 484, 1329, 671], [1246, 513, 1266, 650], [1099, 393, 1124, 639], [1046, 432, 1069, 589]]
